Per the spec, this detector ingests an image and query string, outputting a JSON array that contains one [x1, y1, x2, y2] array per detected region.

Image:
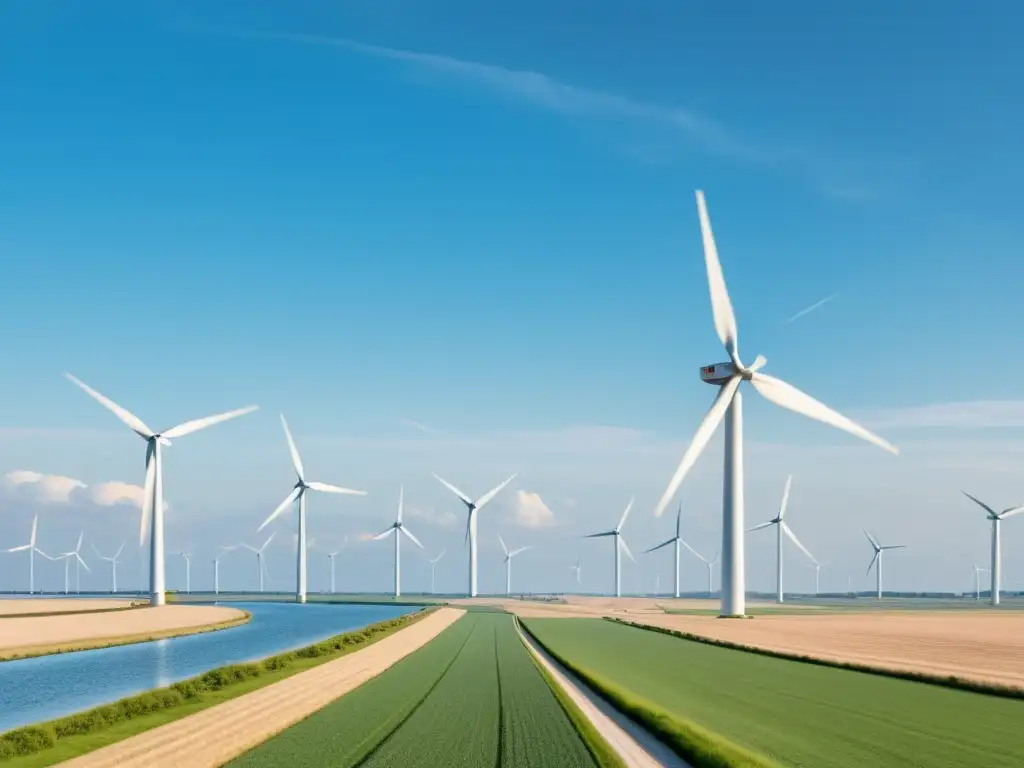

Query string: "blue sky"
[[2, 1, 1024, 596]]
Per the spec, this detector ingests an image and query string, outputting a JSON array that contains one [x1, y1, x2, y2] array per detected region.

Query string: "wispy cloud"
[[90, 481, 168, 512], [4, 470, 87, 504], [861, 401, 1024, 430], [399, 419, 437, 435], [785, 293, 837, 324]]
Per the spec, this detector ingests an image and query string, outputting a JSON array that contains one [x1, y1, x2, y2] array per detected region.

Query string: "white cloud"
[[90, 481, 168, 512], [514, 490, 556, 529], [4, 470, 87, 504], [405, 504, 459, 529], [861, 401, 1024, 430]]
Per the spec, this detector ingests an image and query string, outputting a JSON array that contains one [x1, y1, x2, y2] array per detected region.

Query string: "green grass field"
[[230, 612, 599, 767], [525, 618, 1024, 768]]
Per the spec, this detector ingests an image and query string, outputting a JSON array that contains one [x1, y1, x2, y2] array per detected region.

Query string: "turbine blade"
[[261, 532, 276, 551], [866, 551, 879, 576], [75, 532, 83, 552], [30, 515, 38, 547], [618, 537, 635, 563], [162, 405, 258, 439], [498, 533, 508, 556], [999, 506, 1024, 519], [644, 538, 675, 554], [279, 415, 306, 482], [35, 549, 56, 560], [474, 474, 517, 509], [64, 373, 154, 438], [961, 491, 998, 518], [782, 521, 816, 563], [306, 481, 366, 495], [695, 190, 740, 363], [464, 510, 472, 547], [881, 544, 907, 550], [432, 474, 473, 507], [258, 487, 302, 532], [778, 475, 793, 520], [679, 538, 708, 563], [371, 526, 395, 541], [240, 544, 259, 552], [401, 526, 425, 549], [862, 528, 880, 549], [114, 541, 125, 559], [616, 497, 635, 532], [76, 553, 91, 573], [140, 444, 156, 546], [510, 546, 531, 557], [584, 531, 616, 538], [675, 505, 682, 539], [654, 375, 741, 518], [747, 520, 776, 532], [6, 544, 31, 553], [749, 373, 898, 455], [397, 485, 404, 524]]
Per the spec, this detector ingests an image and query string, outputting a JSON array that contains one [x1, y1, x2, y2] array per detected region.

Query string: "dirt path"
[[58, 607, 465, 768], [0, 604, 246, 660], [0, 599, 138, 616], [516, 619, 690, 768]]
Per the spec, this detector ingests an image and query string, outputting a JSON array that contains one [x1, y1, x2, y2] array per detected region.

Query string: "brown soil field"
[[0, 603, 246, 660], [60, 607, 466, 768], [0, 598, 138, 616], [636, 611, 1024, 689]]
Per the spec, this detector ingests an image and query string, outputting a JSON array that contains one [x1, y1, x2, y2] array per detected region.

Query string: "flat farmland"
[[638, 610, 1024, 689], [230, 612, 599, 767], [525, 617, 1024, 768]]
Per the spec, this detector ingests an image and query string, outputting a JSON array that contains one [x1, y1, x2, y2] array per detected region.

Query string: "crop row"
[[523, 617, 1024, 768], [232, 612, 597, 767]]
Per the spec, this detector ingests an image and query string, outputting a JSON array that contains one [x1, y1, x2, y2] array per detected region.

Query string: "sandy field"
[[453, 595, 794, 619], [60, 607, 465, 768], [635, 611, 1024, 689], [0, 603, 246, 659], [0, 598, 139, 616]]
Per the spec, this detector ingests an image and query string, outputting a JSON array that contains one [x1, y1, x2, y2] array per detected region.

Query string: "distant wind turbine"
[[498, 534, 531, 596], [652, 192, 898, 618], [93, 542, 125, 593], [584, 498, 635, 598], [973, 564, 990, 601], [64, 373, 258, 606], [428, 548, 446, 594], [568, 557, 582, 588], [259, 415, 366, 604], [961, 491, 1024, 606], [371, 487, 424, 597], [178, 551, 191, 594], [4, 515, 52, 594], [643, 504, 698, 599], [240, 533, 275, 593], [433, 473, 517, 597], [327, 536, 349, 594], [802, 561, 825, 596], [58, 533, 90, 594], [748, 475, 816, 603], [863, 529, 905, 598], [213, 545, 235, 594]]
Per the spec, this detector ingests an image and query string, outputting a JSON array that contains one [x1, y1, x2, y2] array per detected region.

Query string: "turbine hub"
[[700, 362, 738, 386]]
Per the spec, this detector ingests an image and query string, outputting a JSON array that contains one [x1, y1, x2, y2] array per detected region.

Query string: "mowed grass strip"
[[525, 618, 1024, 768], [231, 613, 597, 768]]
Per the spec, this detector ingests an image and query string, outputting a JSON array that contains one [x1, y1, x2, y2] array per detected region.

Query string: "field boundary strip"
[[609, 617, 1024, 701], [0, 607, 438, 766], [520, 620, 781, 768]]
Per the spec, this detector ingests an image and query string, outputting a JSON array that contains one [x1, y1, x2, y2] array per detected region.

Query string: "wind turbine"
[[178, 551, 191, 594], [370, 487, 424, 597], [652, 191, 898, 617], [973, 564, 990, 601], [643, 504, 698, 599], [428, 548, 446, 594], [863, 529, 905, 599], [498, 534, 531, 596], [213, 545, 235, 594], [584, 498, 635, 598], [4, 515, 52, 594], [58, 533, 90, 594], [93, 542, 125, 593], [432, 473, 517, 597], [748, 475, 816, 603], [802, 561, 825, 596], [240, 533, 275, 593], [961, 492, 1024, 606], [568, 557, 582, 589], [259, 415, 366, 604], [327, 536, 348, 594], [64, 373, 257, 606]]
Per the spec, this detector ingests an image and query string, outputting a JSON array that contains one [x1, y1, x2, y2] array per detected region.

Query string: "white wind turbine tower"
[[259, 415, 366, 604], [748, 475, 816, 603], [643, 504, 697, 599], [498, 534, 531, 596], [863, 529, 905, 599], [213, 545, 235, 594], [973, 564, 990, 601], [93, 542, 125, 593], [961, 492, 1024, 606], [370, 487, 424, 597], [327, 536, 348, 594], [432, 473, 517, 598], [584, 498, 636, 598], [58, 533, 90, 594], [178, 551, 191, 594], [4, 515, 52, 594], [653, 191, 899, 617], [428, 548, 446, 594], [240, 533, 275, 593], [64, 373, 257, 606]]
